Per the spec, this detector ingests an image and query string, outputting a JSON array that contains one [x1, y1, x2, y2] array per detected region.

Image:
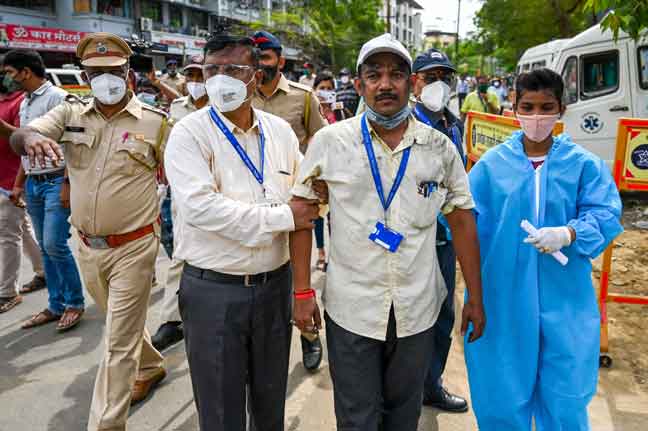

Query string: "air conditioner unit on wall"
[[140, 18, 153, 32]]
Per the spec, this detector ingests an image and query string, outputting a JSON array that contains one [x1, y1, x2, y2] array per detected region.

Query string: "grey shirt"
[[20, 80, 68, 174]]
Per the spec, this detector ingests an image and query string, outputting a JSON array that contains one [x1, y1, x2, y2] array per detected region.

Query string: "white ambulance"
[[516, 39, 569, 74], [518, 24, 648, 167]]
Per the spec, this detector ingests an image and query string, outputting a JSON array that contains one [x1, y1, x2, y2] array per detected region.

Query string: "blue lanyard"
[[413, 105, 460, 149], [361, 114, 411, 212], [209, 106, 265, 188]]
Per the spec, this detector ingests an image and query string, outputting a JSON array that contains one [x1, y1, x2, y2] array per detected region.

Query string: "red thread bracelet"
[[294, 289, 316, 300]]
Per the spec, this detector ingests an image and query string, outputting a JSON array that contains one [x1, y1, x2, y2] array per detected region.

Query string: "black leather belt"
[[184, 262, 290, 287], [29, 170, 65, 182]]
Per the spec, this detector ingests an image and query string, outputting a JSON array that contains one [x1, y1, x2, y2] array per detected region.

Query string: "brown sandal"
[[19, 275, 46, 294], [21, 309, 61, 329], [57, 308, 84, 332], [0, 295, 23, 313]]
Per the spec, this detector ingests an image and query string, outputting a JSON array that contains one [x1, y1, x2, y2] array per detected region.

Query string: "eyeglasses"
[[85, 68, 128, 81], [203, 64, 254, 80], [418, 71, 454, 86]]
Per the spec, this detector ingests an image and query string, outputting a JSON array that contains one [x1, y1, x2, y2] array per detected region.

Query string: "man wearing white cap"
[[289, 33, 486, 430]]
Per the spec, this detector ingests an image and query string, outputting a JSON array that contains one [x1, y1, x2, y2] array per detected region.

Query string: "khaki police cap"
[[77, 32, 133, 67]]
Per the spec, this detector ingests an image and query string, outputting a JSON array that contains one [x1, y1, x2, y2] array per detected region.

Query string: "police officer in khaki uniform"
[[251, 30, 328, 372], [10, 32, 168, 431], [160, 58, 186, 95], [252, 31, 328, 155], [151, 54, 208, 352]]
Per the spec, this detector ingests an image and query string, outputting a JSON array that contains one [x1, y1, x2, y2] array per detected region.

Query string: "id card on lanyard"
[[209, 107, 268, 201], [361, 114, 410, 253]]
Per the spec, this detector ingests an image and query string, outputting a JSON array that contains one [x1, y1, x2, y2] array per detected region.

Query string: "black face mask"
[[260, 63, 279, 84]]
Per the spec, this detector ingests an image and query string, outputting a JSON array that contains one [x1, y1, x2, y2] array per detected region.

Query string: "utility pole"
[[386, 0, 391, 34], [455, 0, 461, 63]]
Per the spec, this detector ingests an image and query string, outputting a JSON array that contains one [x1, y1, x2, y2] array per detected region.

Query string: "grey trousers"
[[178, 263, 293, 431], [325, 308, 434, 431]]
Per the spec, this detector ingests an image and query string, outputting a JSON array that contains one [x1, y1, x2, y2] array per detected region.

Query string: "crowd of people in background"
[[0, 27, 622, 431]]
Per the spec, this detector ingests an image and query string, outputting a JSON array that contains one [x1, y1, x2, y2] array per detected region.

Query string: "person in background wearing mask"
[[11, 33, 170, 430], [411, 48, 469, 414], [252, 30, 328, 372], [164, 32, 319, 431], [465, 69, 622, 430], [456, 73, 469, 112], [299, 62, 316, 87], [336, 67, 360, 116], [2, 50, 85, 331], [160, 58, 186, 95], [136, 68, 180, 109], [151, 54, 208, 352], [460, 75, 500, 122], [489, 77, 508, 105], [0, 66, 46, 314], [290, 33, 485, 431]]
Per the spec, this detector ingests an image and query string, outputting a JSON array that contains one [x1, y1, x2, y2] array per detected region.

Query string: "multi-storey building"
[[382, 0, 424, 53], [0, 0, 297, 68]]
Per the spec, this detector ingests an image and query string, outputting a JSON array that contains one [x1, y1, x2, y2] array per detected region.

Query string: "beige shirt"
[[165, 107, 301, 275], [27, 95, 169, 236], [160, 73, 186, 94], [169, 96, 198, 124], [252, 74, 328, 153], [292, 116, 475, 340]]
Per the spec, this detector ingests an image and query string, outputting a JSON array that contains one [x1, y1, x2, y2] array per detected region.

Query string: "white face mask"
[[205, 74, 253, 112], [90, 73, 127, 106], [186, 81, 207, 101], [420, 81, 451, 112], [340, 75, 350, 84]]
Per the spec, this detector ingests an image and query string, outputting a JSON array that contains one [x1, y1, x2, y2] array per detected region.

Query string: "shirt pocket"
[[61, 132, 95, 170], [402, 160, 447, 229], [266, 169, 294, 203], [115, 134, 158, 175]]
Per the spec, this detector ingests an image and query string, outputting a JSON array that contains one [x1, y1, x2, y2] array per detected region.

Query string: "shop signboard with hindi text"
[[464, 111, 564, 169], [0, 24, 86, 53]]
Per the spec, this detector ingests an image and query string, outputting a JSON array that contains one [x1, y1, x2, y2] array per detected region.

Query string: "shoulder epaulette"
[[142, 104, 169, 118], [65, 94, 87, 104], [287, 80, 313, 93]]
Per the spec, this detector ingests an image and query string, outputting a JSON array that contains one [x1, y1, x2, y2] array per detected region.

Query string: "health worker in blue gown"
[[465, 68, 623, 430]]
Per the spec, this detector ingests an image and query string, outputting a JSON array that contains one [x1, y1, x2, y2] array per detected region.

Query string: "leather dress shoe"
[[131, 367, 167, 405], [301, 334, 323, 372], [423, 387, 469, 413], [152, 321, 183, 351]]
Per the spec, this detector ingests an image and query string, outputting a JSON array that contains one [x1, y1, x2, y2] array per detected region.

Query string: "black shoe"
[[423, 387, 469, 413], [152, 322, 183, 351], [301, 334, 323, 372]]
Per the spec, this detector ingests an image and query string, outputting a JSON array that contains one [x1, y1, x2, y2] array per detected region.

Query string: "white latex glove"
[[523, 226, 572, 254], [157, 184, 168, 209]]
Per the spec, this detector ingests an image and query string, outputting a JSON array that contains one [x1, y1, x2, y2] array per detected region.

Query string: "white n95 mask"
[[205, 74, 251, 112], [421, 81, 451, 113], [90, 73, 127, 106], [186, 82, 207, 101]]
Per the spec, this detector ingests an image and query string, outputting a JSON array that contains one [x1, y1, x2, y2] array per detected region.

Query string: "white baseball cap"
[[356, 33, 412, 72]]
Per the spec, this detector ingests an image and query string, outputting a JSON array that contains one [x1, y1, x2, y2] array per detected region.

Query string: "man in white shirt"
[[165, 33, 319, 431], [290, 34, 486, 431]]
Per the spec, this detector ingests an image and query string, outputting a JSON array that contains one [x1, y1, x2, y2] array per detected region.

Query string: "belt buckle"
[[244, 274, 256, 287], [85, 235, 111, 249]]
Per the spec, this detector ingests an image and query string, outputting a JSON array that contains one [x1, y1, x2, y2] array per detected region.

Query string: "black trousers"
[[178, 264, 293, 431], [424, 241, 457, 398], [325, 308, 434, 431]]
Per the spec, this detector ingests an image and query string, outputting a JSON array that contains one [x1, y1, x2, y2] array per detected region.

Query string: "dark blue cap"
[[412, 48, 455, 73], [252, 31, 282, 51]]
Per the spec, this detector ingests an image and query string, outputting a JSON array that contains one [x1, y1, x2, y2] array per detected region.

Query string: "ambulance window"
[[581, 50, 619, 99], [639, 46, 648, 89], [57, 74, 80, 86], [531, 60, 546, 70], [561, 57, 578, 105]]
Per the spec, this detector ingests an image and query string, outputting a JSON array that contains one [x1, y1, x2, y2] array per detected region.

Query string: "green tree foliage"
[[584, 0, 648, 40], [474, 0, 594, 70], [253, 0, 385, 71]]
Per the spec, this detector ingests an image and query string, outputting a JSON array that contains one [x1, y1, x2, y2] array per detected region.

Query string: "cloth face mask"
[[420, 81, 451, 113], [516, 113, 560, 142]]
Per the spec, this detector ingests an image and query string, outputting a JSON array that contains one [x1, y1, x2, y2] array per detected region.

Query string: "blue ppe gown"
[[465, 131, 623, 431]]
